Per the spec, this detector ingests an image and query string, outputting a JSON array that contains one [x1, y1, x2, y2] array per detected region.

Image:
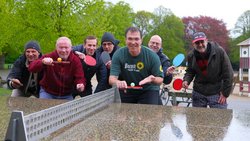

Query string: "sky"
[[107, 0, 250, 30]]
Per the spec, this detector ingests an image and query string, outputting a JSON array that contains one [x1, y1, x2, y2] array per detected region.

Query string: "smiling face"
[[126, 30, 142, 56], [56, 37, 72, 60], [148, 35, 162, 53], [84, 39, 97, 56], [192, 39, 208, 53], [25, 48, 40, 62]]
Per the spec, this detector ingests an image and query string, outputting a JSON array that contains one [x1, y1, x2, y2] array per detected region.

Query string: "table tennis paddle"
[[173, 78, 183, 90], [53, 61, 70, 64], [100, 51, 111, 64], [85, 55, 96, 66], [127, 86, 143, 90], [172, 53, 185, 67]]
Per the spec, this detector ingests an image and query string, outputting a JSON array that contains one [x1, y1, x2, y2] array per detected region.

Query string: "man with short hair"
[[7, 40, 42, 97], [182, 32, 234, 109], [73, 36, 107, 97], [29, 37, 86, 100], [109, 27, 163, 105]]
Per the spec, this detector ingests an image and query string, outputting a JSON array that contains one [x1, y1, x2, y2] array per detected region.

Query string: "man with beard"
[[182, 32, 233, 109]]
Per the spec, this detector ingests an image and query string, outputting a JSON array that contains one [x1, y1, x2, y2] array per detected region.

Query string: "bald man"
[[148, 35, 175, 85], [148, 35, 175, 105]]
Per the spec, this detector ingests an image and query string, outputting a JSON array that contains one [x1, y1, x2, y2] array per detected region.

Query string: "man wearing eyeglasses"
[[182, 32, 233, 109]]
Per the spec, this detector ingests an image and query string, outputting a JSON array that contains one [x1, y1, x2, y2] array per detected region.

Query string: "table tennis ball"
[[57, 57, 62, 62], [130, 82, 135, 87]]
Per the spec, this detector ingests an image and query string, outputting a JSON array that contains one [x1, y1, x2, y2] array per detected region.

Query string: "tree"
[[143, 15, 185, 59], [0, 0, 134, 65], [133, 11, 154, 37], [182, 16, 230, 52], [233, 10, 250, 36]]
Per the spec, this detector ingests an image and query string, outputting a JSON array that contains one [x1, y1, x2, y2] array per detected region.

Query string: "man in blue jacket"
[[73, 36, 107, 98], [148, 35, 175, 105]]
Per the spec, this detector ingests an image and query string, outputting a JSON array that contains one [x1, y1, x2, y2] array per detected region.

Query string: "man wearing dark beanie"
[[97, 32, 120, 89], [7, 40, 42, 97]]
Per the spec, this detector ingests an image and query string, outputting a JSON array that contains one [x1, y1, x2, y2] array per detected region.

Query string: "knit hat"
[[24, 40, 41, 52], [101, 32, 116, 45], [192, 32, 207, 43]]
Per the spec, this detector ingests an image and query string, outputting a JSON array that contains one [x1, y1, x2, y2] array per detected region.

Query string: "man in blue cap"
[[182, 32, 234, 109]]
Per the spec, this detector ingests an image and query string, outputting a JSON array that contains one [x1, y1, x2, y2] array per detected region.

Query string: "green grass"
[[0, 88, 11, 95], [0, 88, 11, 139]]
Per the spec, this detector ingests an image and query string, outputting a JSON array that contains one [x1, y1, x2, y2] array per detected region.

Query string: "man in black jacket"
[[73, 36, 107, 97], [7, 40, 42, 97], [182, 32, 234, 109], [96, 32, 120, 89]]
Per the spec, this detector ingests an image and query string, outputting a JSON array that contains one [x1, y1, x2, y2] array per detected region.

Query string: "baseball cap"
[[192, 32, 207, 43]]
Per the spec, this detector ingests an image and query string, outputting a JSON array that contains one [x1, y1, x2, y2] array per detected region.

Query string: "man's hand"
[[76, 83, 85, 92], [42, 57, 54, 66], [11, 79, 23, 88], [115, 80, 127, 90], [182, 81, 189, 89], [75, 51, 85, 60], [139, 75, 155, 85], [105, 60, 111, 69], [166, 66, 175, 76], [218, 92, 227, 104]]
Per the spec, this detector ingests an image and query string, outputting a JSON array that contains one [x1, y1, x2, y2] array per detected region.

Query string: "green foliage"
[[0, 0, 134, 62]]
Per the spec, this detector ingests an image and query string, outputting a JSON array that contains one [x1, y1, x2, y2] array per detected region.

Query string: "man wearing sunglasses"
[[182, 32, 233, 109]]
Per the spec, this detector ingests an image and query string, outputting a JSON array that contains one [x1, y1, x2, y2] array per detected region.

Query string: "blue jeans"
[[192, 90, 227, 109], [39, 87, 73, 100]]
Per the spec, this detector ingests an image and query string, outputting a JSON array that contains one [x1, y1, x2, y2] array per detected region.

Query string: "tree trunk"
[[0, 55, 5, 69]]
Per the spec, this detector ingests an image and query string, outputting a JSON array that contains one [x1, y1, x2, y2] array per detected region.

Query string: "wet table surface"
[[1, 95, 250, 141]]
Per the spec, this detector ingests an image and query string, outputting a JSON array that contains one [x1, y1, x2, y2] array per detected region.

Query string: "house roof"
[[237, 38, 250, 46]]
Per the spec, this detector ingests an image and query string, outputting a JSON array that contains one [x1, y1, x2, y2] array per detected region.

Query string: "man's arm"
[[139, 75, 163, 86]]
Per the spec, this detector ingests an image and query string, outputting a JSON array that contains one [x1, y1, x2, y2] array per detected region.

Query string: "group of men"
[[6, 26, 234, 109]]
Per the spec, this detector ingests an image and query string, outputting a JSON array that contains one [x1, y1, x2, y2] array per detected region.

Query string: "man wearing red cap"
[[182, 32, 233, 109]]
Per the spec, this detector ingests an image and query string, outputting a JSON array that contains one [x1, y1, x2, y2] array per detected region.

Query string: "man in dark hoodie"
[[72, 36, 107, 97], [7, 40, 42, 97], [97, 32, 120, 89]]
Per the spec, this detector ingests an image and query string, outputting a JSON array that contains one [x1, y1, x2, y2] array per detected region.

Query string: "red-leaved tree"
[[182, 16, 230, 52]]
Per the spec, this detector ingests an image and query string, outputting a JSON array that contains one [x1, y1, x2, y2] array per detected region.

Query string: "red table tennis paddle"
[[173, 78, 183, 90], [127, 86, 143, 90], [85, 55, 96, 66]]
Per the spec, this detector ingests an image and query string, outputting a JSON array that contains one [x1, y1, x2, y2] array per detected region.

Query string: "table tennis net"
[[5, 87, 120, 141]]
